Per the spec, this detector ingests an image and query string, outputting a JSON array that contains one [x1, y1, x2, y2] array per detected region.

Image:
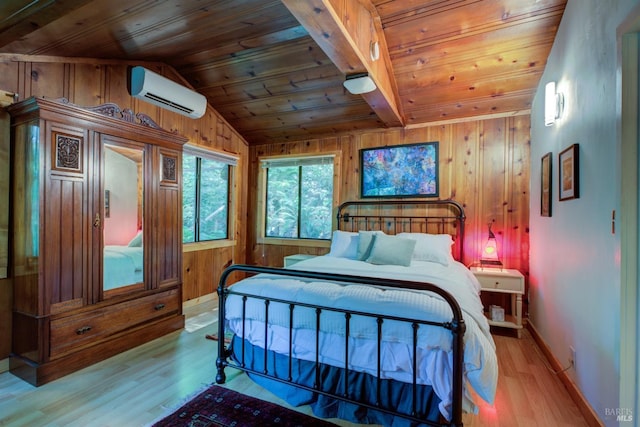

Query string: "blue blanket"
[[231, 335, 442, 426]]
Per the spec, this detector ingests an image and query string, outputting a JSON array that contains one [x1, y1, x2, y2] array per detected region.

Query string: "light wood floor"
[[0, 299, 589, 426]]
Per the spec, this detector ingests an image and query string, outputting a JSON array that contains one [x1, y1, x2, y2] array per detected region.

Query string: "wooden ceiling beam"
[[281, 0, 404, 127]]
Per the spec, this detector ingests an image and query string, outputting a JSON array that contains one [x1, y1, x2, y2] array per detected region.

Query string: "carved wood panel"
[[155, 147, 182, 288], [52, 132, 83, 172], [45, 124, 91, 309], [161, 153, 177, 183]]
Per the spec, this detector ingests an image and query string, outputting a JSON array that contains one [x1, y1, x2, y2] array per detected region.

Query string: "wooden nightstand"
[[471, 267, 525, 338], [284, 254, 316, 267]]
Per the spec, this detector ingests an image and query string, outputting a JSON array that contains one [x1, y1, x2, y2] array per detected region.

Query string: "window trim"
[[183, 239, 236, 252], [184, 143, 238, 165], [182, 144, 238, 246], [257, 152, 341, 246]]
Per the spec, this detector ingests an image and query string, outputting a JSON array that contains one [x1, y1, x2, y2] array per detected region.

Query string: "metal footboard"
[[215, 264, 466, 427]]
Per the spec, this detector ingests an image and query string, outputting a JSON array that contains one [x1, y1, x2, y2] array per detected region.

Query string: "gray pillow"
[[128, 231, 143, 247], [356, 230, 384, 260], [366, 234, 417, 267]]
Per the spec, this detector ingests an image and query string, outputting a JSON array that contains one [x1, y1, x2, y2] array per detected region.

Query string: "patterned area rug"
[[152, 385, 338, 427]]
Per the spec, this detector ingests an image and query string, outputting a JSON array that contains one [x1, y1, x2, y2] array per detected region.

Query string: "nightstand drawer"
[[475, 274, 523, 293]]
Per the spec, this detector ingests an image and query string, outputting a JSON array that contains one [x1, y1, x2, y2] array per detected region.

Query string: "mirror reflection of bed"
[[103, 144, 144, 295]]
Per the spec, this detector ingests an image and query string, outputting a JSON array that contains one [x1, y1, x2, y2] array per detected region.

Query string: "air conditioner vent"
[[143, 92, 194, 114], [130, 66, 206, 119]]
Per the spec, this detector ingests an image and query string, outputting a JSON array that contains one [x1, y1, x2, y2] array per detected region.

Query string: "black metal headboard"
[[336, 199, 466, 262]]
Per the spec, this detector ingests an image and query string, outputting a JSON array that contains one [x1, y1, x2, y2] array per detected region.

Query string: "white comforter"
[[225, 256, 497, 419], [103, 245, 143, 290]]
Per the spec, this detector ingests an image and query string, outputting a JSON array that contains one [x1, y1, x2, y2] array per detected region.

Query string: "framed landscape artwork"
[[360, 141, 439, 198], [559, 143, 579, 201], [541, 152, 552, 216]]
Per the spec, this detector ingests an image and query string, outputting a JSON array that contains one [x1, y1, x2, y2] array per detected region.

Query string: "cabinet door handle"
[[76, 326, 92, 335], [154, 303, 166, 311], [93, 213, 101, 228]]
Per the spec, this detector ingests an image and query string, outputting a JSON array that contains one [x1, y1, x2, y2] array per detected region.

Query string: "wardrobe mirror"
[[103, 144, 144, 292]]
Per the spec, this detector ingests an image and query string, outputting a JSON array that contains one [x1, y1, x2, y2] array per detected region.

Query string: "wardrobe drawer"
[[49, 289, 179, 359]]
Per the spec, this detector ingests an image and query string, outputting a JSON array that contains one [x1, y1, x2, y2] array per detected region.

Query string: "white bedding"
[[103, 245, 143, 290], [225, 255, 498, 419]]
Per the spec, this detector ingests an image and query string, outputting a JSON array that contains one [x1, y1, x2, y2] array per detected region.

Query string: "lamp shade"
[[480, 224, 502, 267], [482, 238, 499, 261]]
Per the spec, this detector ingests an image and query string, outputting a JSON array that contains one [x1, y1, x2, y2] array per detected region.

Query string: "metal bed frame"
[[335, 199, 465, 262], [216, 200, 468, 426]]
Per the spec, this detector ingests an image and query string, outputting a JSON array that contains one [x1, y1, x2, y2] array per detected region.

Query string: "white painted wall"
[[530, 1, 639, 425], [103, 148, 139, 246]]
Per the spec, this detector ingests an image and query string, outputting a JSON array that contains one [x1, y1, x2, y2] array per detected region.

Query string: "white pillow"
[[365, 234, 416, 267], [328, 230, 359, 259], [396, 232, 454, 266], [128, 231, 143, 247], [356, 230, 386, 260]]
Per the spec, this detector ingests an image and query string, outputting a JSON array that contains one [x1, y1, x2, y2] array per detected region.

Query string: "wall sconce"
[[544, 81, 564, 126], [343, 73, 377, 95], [480, 223, 502, 268]]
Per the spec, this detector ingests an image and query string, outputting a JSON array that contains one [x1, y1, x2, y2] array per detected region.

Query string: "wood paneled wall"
[[0, 111, 7, 280], [0, 56, 249, 360], [248, 116, 531, 276], [0, 108, 10, 359]]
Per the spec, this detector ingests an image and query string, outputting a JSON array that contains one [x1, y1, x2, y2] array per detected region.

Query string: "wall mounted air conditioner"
[[130, 66, 207, 119]]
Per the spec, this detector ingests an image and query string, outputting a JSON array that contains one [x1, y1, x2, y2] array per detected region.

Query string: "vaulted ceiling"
[[0, 0, 567, 145]]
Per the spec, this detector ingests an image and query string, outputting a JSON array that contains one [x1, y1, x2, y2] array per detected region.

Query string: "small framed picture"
[[559, 144, 579, 201], [541, 152, 552, 216]]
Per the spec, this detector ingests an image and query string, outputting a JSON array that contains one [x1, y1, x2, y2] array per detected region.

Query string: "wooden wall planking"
[[248, 117, 531, 280], [0, 111, 9, 279], [183, 245, 235, 299], [0, 112, 8, 359]]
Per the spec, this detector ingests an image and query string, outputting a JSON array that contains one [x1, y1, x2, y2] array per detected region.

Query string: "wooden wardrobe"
[[8, 97, 186, 386]]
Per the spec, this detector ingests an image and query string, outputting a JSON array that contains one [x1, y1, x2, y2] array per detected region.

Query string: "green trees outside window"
[[183, 153, 230, 243], [265, 158, 333, 240]]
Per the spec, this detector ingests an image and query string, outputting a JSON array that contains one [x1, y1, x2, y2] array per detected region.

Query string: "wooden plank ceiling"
[[0, 0, 566, 145]]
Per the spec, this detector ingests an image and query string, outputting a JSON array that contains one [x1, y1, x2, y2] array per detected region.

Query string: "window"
[[262, 156, 334, 240], [183, 145, 237, 243]]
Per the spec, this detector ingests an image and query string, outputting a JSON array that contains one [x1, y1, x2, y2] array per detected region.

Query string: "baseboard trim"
[[0, 357, 8, 374], [527, 321, 604, 427], [183, 292, 217, 309]]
